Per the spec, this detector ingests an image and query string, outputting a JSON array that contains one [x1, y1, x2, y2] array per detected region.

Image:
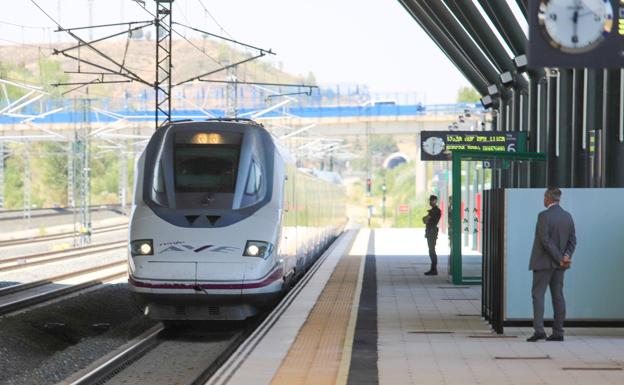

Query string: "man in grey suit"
[[527, 188, 576, 342]]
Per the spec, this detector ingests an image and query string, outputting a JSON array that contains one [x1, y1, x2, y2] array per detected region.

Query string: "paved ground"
[[211, 227, 624, 385]]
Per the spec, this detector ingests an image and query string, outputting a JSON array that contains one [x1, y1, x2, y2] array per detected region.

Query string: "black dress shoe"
[[526, 333, 547, 342], [546, 335, 564, 341], [424, 269, 438, 276]]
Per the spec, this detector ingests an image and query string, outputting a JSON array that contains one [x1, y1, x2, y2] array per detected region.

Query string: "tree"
[[370, 135, 398, 155], [456, 86, 480, 103], [305, 71, 317, 86]]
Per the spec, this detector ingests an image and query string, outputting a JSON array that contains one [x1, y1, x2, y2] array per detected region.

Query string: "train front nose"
[[128, 121, 279, 319], [129, 234, 248, 286], [128, 235, 250, 320]]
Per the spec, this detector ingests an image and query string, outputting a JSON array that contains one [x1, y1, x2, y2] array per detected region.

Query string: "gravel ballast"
[[0, 283, 157, 385]]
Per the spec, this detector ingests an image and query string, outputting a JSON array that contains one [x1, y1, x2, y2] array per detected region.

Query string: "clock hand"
[[572, 9, 578, 44]]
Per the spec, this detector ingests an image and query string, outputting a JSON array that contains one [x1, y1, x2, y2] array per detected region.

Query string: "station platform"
[[208, 228, 624, 385]]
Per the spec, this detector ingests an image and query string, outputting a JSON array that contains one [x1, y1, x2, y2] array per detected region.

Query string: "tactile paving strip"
[[270, 249, 364, 385]]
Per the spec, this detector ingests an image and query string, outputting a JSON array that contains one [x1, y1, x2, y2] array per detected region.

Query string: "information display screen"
[[420, 131, 526, 161]]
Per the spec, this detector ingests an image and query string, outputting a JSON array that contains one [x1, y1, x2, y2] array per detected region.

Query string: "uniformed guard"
[[423, 194, 441, 276]]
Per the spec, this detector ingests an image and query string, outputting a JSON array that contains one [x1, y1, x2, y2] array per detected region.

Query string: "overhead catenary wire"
[[195, 0, 233, 39], [130, 0, 223, 67], [0, 19, 53, 30], [0, 38, 55, 54], [28, 0, 61, 28]]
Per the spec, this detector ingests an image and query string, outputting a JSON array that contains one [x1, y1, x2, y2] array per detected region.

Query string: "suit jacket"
[[529, 204, 576, 271]]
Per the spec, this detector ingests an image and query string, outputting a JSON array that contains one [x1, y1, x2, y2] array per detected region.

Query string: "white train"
[[128, 119, 346, 320]]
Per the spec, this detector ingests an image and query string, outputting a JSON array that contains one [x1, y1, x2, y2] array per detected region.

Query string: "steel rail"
[[0, 241, 126, 272], [67, 325, 165, 385], [0, 270, 127, 316], [0, 224, 127, 247], [0, 259, 126, 297]]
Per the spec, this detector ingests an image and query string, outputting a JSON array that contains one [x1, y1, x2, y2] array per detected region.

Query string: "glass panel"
[[174, 145, 240, 193]]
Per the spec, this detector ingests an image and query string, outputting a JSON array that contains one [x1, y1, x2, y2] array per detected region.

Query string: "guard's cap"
[[429, 194, 438, 201]]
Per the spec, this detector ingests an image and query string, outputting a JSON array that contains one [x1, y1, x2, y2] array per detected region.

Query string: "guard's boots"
[[424, 268, 438, 276]]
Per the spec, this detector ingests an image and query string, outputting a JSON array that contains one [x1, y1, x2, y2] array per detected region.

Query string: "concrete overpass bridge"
[[0, 102, 486, 140]]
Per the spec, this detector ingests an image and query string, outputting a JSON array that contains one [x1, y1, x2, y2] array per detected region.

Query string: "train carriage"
[[128, 119, 346, 320]]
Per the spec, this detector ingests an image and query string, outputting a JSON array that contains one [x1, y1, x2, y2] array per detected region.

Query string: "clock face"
[[423, 136, 445, 156], [538, 0, 613, 54]]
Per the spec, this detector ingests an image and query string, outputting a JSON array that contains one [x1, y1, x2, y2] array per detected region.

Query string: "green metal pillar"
[[499, 97, 511, 187], [451, 154, 462, 284], [450, 150, 546, 285], [519, 89, 530, 187]]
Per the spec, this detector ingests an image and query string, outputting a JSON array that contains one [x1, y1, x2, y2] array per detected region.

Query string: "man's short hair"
[[545, 187, 561, 202], [429, 194, 438, 201]]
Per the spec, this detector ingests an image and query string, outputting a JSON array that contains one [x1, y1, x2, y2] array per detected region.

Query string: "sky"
[[0, 0, 507, 104]]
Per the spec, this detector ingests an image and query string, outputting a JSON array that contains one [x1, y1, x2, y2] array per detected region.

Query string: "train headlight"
[[131, 239, 154, 256], [243, 241, 273, 259]]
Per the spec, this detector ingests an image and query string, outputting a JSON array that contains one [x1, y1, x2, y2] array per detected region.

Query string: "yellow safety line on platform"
[[270, 229, 370, 385]]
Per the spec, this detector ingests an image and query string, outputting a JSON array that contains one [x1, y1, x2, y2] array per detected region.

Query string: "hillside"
[[0, 36, 315, 103]]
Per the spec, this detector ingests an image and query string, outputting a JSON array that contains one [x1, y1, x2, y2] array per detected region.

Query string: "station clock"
[[528, 0, 623, 67], [538, 0, 614, 54], [422, 136, 446, 156]]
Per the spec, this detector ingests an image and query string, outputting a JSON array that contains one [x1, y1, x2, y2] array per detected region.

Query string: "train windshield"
[[174, 132, 242, 193]]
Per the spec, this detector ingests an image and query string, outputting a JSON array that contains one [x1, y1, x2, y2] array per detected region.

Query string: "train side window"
[[245, 160, 262, 195]]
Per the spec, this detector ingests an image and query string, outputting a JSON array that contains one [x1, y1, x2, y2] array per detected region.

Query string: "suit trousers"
[[531, 269, 566, 337], [426, 236, 437, 269]]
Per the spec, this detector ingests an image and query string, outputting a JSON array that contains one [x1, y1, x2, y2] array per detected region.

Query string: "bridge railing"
[[0, 99, 484, 125]]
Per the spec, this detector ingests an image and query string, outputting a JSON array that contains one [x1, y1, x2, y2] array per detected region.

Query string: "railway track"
[[0, 224, 128, 247], [0, 205, 123, 221], [0, 240, 127, 272], [62, 232, 352, 385], [0, 259, 127, 316], [66, 323, 250, 385]]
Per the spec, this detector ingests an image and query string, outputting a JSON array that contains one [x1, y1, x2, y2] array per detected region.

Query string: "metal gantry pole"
[[78, 98, 92, 245], [67, 141, 75, 208], [23, 145, 31, 224], [155, 0, 173, 129], [0, 142, 4, 209], [225, 68, 238, 117]]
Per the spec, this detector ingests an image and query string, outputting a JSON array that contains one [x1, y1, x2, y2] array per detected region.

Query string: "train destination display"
[[420, 131, 526, 161]]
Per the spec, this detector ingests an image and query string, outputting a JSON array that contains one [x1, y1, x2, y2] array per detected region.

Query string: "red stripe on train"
[[128, 268, 283, 290]]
